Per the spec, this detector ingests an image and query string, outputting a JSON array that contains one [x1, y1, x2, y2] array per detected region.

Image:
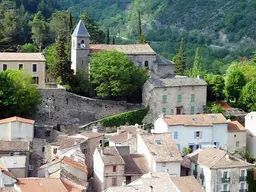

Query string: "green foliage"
[[204, 74, 225, 101], [45, 43, 57, 70], [190, 47, 204, 77], [0, 70, 42, 119], [100, 106, 149, 127], [69, 68, 90, 96], [247, 169, 256, 192], [90, 50, 148, 98], [173, 39, 187, 75], [204, 102, 225, 114], [17, 43, 38, 52], [182, 147, 192, 156], [106, 28, 110, 44], [225, 69, 246, 103], [232, 148, 255, 163], [240, 79, 256, 112]]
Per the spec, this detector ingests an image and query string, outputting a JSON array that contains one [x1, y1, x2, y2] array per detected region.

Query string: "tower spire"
[[72, 20, 90, 37]]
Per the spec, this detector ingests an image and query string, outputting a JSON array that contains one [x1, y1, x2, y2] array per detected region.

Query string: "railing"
[[221, 177, 230, 183], [240, 176, 246, 181]]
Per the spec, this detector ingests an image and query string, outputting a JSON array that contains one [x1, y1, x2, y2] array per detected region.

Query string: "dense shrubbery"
[[100, 106, 149, 127]]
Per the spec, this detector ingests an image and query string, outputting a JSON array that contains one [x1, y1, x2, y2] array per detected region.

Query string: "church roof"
[[72, 20, 90, 37], [90, 44, 155, 55]]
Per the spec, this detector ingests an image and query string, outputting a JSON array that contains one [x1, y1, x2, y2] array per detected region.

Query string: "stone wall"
[[36, 88, 142, 125]]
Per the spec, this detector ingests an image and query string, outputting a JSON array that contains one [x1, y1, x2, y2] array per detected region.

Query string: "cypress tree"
[[112, 36, 115, 44], [173, 39, 187, 75], [106, 28, 110, 44], [67, 12, 73, 60], [190, 47, 203, 77], [137, 10, 146, 44]]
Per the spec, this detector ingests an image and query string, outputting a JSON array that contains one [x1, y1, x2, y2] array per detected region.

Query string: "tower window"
[[81, 40, 84, 44], [144, 61, 149, 68]]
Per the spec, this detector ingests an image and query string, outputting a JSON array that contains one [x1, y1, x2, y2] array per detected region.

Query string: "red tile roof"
[[62, 157, 88, 173], [16, 178, 68, 192], [217, 102, 232, 109], [0, 116, 34, 125], [228, 121, 245, 132], [61, 177, 87, 192]]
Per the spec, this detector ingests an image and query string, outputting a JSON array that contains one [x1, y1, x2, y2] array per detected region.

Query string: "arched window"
[[144, 61, 149, 68], [81, 40, 84, 44]]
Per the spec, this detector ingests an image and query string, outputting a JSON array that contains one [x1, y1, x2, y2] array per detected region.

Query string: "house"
[[0, 168, 17, 187], [143, 75, 207, 119], [137, 133, 182, 177], [0, 156, 28, 178], [14, 178, 68, 192], [170, 176, 204, 192], [245, 112, 256, 158], [0, 52, 46, 88], [93, 146, 125, 192], [187, 148, 253, 192], [153, 114, 228, 152], [0, 140, 30, 157], [227, 120, 246, 153], [105, 172, 179, 192], [108, 125, 145, 153], [0, 117, 35, 142]]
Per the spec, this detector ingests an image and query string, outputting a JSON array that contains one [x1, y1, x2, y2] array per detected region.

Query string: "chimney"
[[127, 132, 131, 140], [150, 186, 153, 192]]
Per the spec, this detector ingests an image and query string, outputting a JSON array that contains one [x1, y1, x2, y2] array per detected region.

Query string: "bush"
[[100, 106, 149, 127]]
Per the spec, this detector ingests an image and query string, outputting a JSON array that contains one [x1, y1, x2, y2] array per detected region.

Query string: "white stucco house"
[[245, 112, 256, 158], [0, 168, 17, 187], [187, 148, 253, 192], [153, 114, 228, 152], [0, 116, 35, 142], [137, 133, 182, 177]]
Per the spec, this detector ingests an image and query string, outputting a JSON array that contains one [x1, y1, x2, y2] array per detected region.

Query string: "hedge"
[[100, 106, 149, 127]]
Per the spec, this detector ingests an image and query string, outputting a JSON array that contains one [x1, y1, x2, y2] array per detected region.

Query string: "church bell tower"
[[71, 20, 90, 73]]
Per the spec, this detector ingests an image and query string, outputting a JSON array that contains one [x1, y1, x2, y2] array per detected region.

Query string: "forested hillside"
[[60, 0, 256, 73]]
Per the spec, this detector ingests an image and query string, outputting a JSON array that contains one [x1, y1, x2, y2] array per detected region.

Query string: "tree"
[[112, 36, 116, 44], [90, 50, 148, 98], [204, 74, 225, 101], [173, 39, 187, 75], [240, 79, 256, 111], [247, 169, 256, 192], [204, 102, 225, 113], [225, 69, 246, 103], [17, 43, 38, 52], [182, 147, 192, 156], [49, 11, 70, 38], [29, 11, 49, 51], [69, 68, 90, 96], [0, 70, 42, 119], [137, 10, 146, 44], [80, 11, 105, 43], [232, 148, 255, 163], [106, 28, 110, 44], [190, 47, 203, 77]]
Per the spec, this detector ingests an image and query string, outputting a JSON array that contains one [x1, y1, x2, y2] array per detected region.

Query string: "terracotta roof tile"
[[16, 178, 68, 192], [61, 177, 87, 192], [122, 154, 151, 175], [89, 44, 155, 55], [0, 116, 34, 125], [163, 114, 227, 126], [78, 131, 104, 139], [109, 126, 141, 143], [0, 187, 17, 192], [139, 133, 182, 162], [0, 53, 46, 62], [51, 135, 86, 149], [228, 121, 245, 132], [171, 176, 204, 192], [0, 140, 29, 152], [62, 157, 87, 173], [217, 102, 232, 109], [101, 147, 125, 165]]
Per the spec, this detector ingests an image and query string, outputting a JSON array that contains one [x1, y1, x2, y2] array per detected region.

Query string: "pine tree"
[[190, 47, 203, 77], [106, 28, 110, 44], [66, 12, 73, 60], [173, 39, 186, 75]]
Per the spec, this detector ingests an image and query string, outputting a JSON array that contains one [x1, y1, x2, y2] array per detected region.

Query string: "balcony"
[[221, 177, 230, 183], [240, 176, 246, 181], [239, 189, 247, 192]]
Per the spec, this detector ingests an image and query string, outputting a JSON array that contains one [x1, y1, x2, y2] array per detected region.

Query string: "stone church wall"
[[36, 88, 141, 125]]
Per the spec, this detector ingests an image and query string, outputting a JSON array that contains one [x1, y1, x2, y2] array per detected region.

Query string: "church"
[[71, 20, 207, 119]]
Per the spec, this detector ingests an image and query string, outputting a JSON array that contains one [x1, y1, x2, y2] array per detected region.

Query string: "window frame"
[[32, 76, 39, 84], [190, 106, 195, 114], [2, 64, 7, 71], [177, 94, 182, 103], [191, 94, 195, 102], [112, 177, 117, 186], [32, 63, 37, 72], [19, 63, 24, 70], [162, 95, 167, 104]]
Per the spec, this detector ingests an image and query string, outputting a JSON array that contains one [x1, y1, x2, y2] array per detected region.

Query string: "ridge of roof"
[[0, 116, 35, 125]]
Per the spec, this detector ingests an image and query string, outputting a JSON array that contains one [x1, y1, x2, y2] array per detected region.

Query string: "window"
[[99, 140, 103, 147], [190, 106, 195, 114], [240, 182, 245, 190], [2, 64, 7, 71], [53, 148, 58, 154], [191, 94, 195, 102], [33, 77, 39, 84], [162, 108, 166, 115], [113, 166, 116, 172], [173, 131, 178, 139], [176, 107, 181, 115], [81, 40, 84, 44], [156, 140, 162, 145], [162, 162, 166, 167], [223, 171, 228, 178], [241, 170, 245, 177], [112, 178, 117, 186], [177, 144, 180, 151], [32, 64, 37, 72], [222, 184, 228, 191], [144, 61, 149, 68], [162, 95, 167, 104], [82, 148, 87, 154], [177, 94, 182, 103], [236, 141, 240, 147], [9, 152, 14, 156], [194, 131, 202, 139], [82, 60, 83, 65], [42, 147, 45, 152], [196, 131, 200, 137], [126, 176, 132, 184], [19, 64, 23, 70], [28, 165, 34, 171]]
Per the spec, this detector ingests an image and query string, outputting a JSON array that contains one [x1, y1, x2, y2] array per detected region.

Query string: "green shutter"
[[190, 106, 195, 114], [162, 108, 167, 115], [191, 94, 195, 102], [178, 94, 182, 103], [163, 95, 167, 104]]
